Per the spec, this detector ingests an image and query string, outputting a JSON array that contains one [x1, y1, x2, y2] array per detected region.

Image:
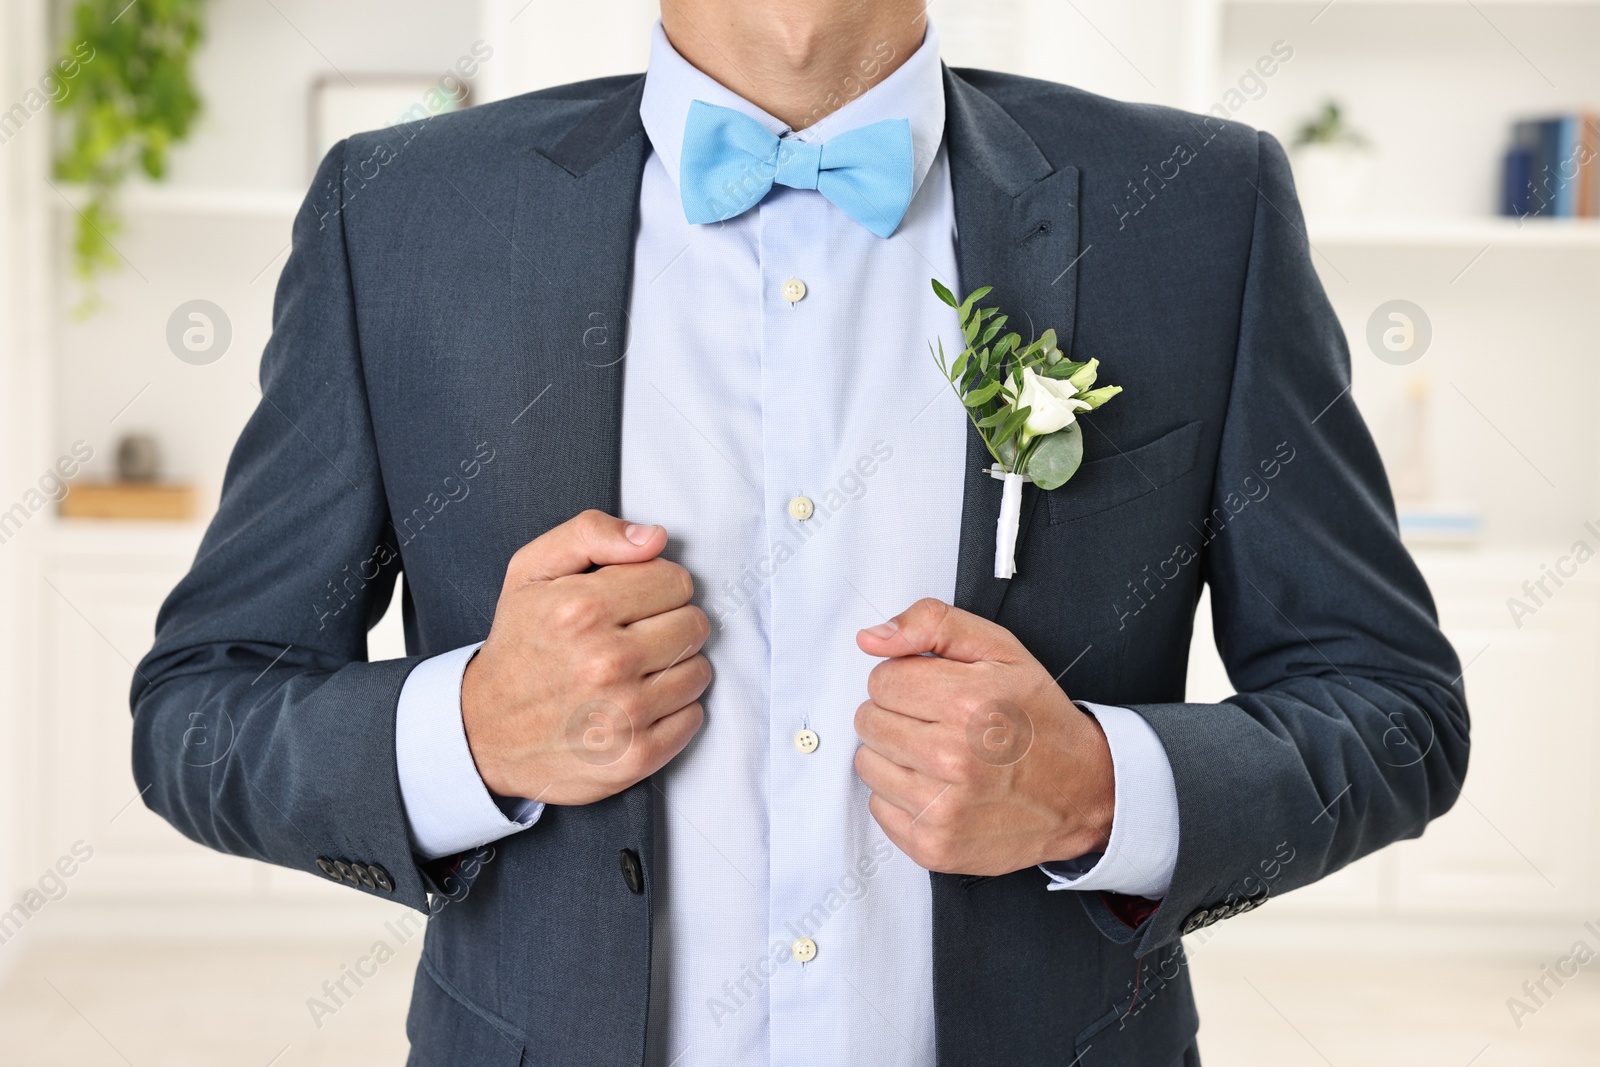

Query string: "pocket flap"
[[1047, 420, 1202, 525]]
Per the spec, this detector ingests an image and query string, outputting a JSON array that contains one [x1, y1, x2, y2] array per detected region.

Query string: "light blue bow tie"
[[678, 99, 914, 239]]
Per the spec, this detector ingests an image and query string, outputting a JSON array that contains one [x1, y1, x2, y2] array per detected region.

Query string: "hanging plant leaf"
[[53, 0, 210, 310]]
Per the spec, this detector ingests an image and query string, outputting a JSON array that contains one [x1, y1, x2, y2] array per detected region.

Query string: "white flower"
[[1010, 367, 1091, 440]]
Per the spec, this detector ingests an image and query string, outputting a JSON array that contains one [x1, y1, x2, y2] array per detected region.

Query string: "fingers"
[[856, 597, 1022, 665], [867, 792, 917, 856], [640, 700, 705, 772], [586, 557, 697, 625], [627, 604, 710, 673], [854, 745, 931, 817], [854, 699, 937, 770], [863, 654, 974, 722], [510, 510, 668, 584], [638, 653, 712, 724]]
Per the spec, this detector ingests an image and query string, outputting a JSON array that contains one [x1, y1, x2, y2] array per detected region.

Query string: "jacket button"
[[333, 860, 359, 886], [316, 857, 339, 880], [370, 864, 394, 893], [619, 848, 644, 895], [353, 862, 377, 890]]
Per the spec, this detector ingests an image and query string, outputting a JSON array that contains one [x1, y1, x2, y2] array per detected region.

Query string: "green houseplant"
[[52, 0, 207, 306], [1288, 99, 1375, 217]]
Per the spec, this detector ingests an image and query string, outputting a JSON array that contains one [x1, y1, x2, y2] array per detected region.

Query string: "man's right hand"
[[461, 510, 710, 806]]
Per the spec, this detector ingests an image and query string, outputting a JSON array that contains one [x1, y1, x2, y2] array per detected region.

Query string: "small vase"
[[1289, 141, 1375, 218]]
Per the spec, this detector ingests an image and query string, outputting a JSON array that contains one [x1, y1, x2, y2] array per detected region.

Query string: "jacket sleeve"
[[129, 140, 436, 912], [1085, 130, 1470, 954]]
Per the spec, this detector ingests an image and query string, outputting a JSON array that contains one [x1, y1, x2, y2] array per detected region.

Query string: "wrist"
[[1045, 705, 1116, 862], [460, 648, 514, 798]]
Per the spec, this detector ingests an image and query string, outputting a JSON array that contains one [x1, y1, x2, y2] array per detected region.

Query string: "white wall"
[[0, 0, 56, 971]]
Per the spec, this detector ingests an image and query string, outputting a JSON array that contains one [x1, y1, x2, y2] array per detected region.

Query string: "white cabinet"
[[1395, 552, 1599, 916], [38, 524, 263, 902], [1189, 547, 1600, 920], [33, 523, 409, 925]]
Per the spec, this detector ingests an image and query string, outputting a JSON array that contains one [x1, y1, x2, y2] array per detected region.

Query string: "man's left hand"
[[854, 598, 1115, 877]]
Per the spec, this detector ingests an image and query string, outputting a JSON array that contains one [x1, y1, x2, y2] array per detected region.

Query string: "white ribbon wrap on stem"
[[989, 467, 1030, 579]]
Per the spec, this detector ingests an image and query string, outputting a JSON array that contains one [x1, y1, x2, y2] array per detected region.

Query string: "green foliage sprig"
[[931, 278, 1121, 491], [52, 0, 207, 296], [1292, 100, 1368, 149]]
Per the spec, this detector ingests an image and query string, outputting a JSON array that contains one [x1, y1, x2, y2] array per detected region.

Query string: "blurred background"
[[0, 0, 1597, 1063]]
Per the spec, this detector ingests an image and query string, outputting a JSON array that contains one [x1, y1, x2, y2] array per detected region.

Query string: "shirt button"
[[794, 729, 819, 754], [788, 496, 814, 521], [791, 937, 818, 963], [781, 277, 807, 304]]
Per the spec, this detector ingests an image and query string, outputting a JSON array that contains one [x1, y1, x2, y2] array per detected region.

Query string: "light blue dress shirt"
[[394, 20, 1180, 1067]]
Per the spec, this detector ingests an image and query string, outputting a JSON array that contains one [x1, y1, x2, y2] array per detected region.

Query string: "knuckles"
[[577, 645, 635, 688], [549, 587, 607, 631], [574, 508, 613, 545], [903, 596, 953, 635], [929, 742, 976, 786]]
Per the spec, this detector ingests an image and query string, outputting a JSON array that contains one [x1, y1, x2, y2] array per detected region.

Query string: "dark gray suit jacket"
[[131, 66, 1469, 1067]]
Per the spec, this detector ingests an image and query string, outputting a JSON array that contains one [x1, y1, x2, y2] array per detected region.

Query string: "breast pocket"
[[1045, 420, 1202, 526]]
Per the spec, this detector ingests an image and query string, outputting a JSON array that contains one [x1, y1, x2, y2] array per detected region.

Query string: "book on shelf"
[[1502, 112, 1599, 220]]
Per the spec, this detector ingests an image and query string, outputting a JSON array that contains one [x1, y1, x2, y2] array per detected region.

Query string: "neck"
[[659, 0, 928, 130]]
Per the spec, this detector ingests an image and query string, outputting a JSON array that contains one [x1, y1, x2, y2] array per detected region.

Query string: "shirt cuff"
[[395, 641, 544, 860], [1038, 702, 1179, 899]]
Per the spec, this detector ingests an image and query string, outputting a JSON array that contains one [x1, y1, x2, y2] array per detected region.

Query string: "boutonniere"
[[930, 279, 1122, 579]]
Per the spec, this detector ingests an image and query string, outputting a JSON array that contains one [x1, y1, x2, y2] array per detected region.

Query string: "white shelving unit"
[[52, 182, 303, 220], [1309, 215, 1600, 246], [1180, 0, 1600, 927]]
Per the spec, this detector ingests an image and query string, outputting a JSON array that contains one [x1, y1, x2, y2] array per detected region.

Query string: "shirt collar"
[[638, 18, 946, 205]]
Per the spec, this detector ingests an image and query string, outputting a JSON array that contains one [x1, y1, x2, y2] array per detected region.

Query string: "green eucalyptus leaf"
[[980, 321, 1002, 345], [1039, 328, 1057, 354], [963, 317, 981, 343], [996, 436, 1019, 471], [931, 278, 959, 307], [1025, 424, 1084, 490]]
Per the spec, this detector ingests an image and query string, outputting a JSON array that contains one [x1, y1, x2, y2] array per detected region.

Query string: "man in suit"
[[132, 1, 1469, 1064]]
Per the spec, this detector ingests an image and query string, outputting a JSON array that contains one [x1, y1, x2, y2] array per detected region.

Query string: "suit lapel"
[[943, 67, 1082, 624], [514, 76, 649, 520], [511, 74, 658, 863]]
